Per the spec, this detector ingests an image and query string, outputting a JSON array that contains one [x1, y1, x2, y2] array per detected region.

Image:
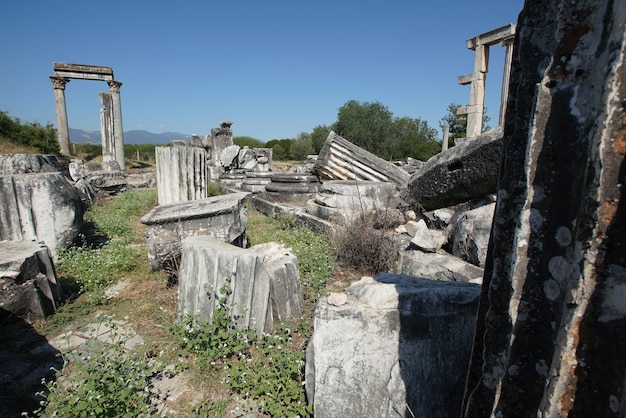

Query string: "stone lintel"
[[53, 62, 114, 81], [456, 106, 469, 116], [458, 73, 475, 85], [465, 23, 516, 50]]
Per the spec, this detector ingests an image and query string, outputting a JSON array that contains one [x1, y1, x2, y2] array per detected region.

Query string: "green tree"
[[233, 136, 265, 148], [439, 103, 492, 143], [329, 100, 440, 161], [310, 124, 331, 153], [392, 116, 440, 161], [289, 132, 314, 160], [333, 100, 394, 156]]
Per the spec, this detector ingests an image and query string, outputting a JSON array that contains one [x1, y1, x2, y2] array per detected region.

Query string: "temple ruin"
[[456, 24, 516, 137], [50, 62, 125, 169]]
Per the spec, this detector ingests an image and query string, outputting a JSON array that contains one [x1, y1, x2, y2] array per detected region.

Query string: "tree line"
[[1, 101, 481, 163], [254, 100, 481, 162]]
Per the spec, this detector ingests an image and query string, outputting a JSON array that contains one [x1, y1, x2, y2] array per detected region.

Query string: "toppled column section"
[[462, 1, 626, 416], [306, 274, 480, 417], [313, 131, 410, 187], [0, 155, 83, 256], [0, 241, 63, 320], [140, 193, 248, 271], [402, 127, 503, 211], [155, 145, 208, 205], [306, 180, 402, 226], [178, 235, 302, 336]]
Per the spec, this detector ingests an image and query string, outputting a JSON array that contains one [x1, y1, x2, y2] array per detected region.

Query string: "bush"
[[0, 110, 59, 154], [333, 211, 399, 275]]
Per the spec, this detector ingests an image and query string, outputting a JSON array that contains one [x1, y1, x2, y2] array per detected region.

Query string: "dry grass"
[[0, 136, 38, 154]]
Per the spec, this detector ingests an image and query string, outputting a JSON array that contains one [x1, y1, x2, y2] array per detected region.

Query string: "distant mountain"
[[69, 128, 189, 145]]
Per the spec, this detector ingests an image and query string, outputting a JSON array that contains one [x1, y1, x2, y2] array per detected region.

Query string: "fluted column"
[[50, 76, 70, 156], [108, 80, 125, 170]]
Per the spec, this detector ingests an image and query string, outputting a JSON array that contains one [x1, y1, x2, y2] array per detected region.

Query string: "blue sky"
[[1, 1, 523, 143]]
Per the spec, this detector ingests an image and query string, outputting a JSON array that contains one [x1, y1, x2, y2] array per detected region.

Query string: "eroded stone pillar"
[[98, 92, 114, 162], [462, 0, 626, 416], [50, 76, 70, 156], [108, 80, 125, 170]]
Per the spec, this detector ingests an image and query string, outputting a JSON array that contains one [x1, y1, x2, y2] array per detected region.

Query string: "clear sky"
[[1, 0, 523, 143]]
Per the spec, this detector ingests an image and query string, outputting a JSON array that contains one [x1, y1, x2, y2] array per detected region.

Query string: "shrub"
[[333, 211, 399, 275]]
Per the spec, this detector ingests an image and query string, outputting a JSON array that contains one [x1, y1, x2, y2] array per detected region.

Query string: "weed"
[[35, 315, 163, 417], [207, 181, 222, 197], [172, 279, 253, 368]]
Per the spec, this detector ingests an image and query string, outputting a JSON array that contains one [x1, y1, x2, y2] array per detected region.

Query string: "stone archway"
[[50, 62, 125, 170]]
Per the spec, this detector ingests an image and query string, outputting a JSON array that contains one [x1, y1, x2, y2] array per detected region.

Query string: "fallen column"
[[313, 131, 410, 187]]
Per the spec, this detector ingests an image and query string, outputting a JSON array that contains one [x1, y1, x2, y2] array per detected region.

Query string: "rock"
[[327, 292, 347, 306], [398, 250, 484, 282], [306, 180, 403, 226], [410, 225, 447, 253], [0, 172, 83, 256], [313, 131, 411, 187], [140, 193, 248, 271], [462, 1, 626, 416], [447, 202, 495, 267], [0, 241, 62, 320], [402, 126, 503, 211], [306, 274, 480, 417], [155, 146, 208, 205], [178, 235, 302, 335], [0, 154, 61, 175]]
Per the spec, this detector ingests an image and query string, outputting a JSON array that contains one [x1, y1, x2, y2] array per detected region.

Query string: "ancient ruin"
[[456, 24, 515, 137], [50, 62, 125, 169], [461, 1, 626, 415], [0, 154, 83, 256], [155, 145, 208, 205]]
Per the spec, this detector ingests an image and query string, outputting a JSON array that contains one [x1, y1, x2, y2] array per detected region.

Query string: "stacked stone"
[[306, 180, 402, 226], [219, 171, 246, 189], [259, 173, 321, 204], [240, 171, 274, 193]]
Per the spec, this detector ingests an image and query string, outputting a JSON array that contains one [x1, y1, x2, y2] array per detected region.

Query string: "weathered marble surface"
[[141, 193, 248, 271], [462, 1, 626, 416], [306, 274, 480, 417]]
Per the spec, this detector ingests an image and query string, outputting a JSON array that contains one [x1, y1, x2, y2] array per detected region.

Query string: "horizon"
[[1, 1, 523, 143]]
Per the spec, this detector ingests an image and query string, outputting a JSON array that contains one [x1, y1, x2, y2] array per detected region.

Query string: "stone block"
[[156, 146, 208, 205], [140, 193, 248, 271], [0, 172, 83, 256], [178, 236, 302, 335], [402, 126, 503, 211], [306, 274, 480, 417], [313, 131, 411, 187], [0, 241, 63, 320]]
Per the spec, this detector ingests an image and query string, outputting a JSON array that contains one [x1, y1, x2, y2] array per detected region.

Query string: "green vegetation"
[[37, 192, 337, 417], [333, 100, 440, 161], [233, 135, 265, 148], [38, 315, 164, 418], [267, 100, 443, 162], [0, 110, 59, 154], [439, 102, 492, 145], [56, 190, 157, 304]]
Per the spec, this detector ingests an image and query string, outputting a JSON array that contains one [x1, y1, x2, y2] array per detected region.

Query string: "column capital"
[[107, 80, 123, 92], [49, 76, 69, 90]]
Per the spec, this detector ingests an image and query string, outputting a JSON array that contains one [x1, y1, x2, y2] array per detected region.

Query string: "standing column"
[[498, 37, 515, 126], [467, 45, 488, 138], [50, 76, 70, 156], [108, 80, 125, 170], [442, 125, 449, 152]]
